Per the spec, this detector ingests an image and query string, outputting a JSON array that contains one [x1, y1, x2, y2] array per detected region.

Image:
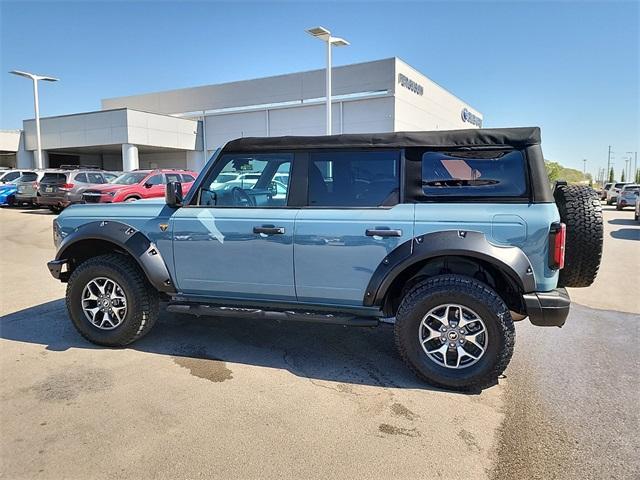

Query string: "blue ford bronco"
[[48, 127, 603, 391]]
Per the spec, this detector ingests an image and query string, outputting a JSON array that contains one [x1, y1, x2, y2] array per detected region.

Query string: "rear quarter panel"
[[414, 203, 560, 291]]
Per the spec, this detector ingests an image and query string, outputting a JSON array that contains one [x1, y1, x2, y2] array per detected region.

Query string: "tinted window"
[[112, 172, 148, 185], [181, 174, 196, 182], [422, 150, 526, 198], [198, 153, 292, 207], [308, 150, 400, 207], [75, 173, 88, 183], [103, 173, 118, 182], [87, 173, 103, 183], [166, 173, 181, 184], [41, 173, 67, 184], [18, 172, 37, 182], [1, 171, 20, 182], [146, 174, 164, 186]]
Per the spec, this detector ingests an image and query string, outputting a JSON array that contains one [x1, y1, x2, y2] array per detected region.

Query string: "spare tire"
[[553, 184, 603, 288]]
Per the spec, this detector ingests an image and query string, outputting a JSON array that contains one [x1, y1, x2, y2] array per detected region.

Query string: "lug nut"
[[449, 342, 455, 347], [460, 329, 466, 334]]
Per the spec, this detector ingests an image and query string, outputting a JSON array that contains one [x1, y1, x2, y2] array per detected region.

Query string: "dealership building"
[[1, 58, 483, 172]]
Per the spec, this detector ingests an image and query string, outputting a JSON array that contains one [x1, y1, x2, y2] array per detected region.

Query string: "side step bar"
[[166, 303, 379, 327]]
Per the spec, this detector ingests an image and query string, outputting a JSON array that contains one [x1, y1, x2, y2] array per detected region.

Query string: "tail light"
[[34, 182, 39, 189], [549, 222, 566, 270], [59, 183, 74, 191]]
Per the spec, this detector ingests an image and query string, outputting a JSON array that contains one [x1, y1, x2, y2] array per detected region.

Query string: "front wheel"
[[394, 275, 515, 392], [66, 253, 159, 346]]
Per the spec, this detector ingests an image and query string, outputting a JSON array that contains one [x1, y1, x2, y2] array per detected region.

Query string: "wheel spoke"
[[81, 277, 127, 330], [420, 321, 442, 343], [465, 330, 486, 351], [85, 306, 100, 322]]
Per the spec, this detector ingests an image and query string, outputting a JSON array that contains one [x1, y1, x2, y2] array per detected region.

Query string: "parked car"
[[635, 193, 640, 221], [14, 170, 46, 206], [606, 182, 632, 205], [81, 169, 197, 203], [48, 128, 604, 391], [616, 184, 640, 210], [0, 171, 33, 206], [600, 182, 613, 201], [0, 169, 32, 185], [36, 168, 120, 213]]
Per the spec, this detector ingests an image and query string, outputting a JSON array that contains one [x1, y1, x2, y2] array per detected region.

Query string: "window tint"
[[1, 171, 20, 182], [198, 153, 292, 207], [166, 173, 181, 184], [308, 150, 400, 207], [112, 172, 147, 185], [87, 173, 103, 183], [146, 174, 164, 186], [75, 173, 88, 183], [18, 172, 38, 182], [41, 173, 67, 184], [182, 174, 196, 182], [422, 150, 526, 198], [103, 173, 118, 182]]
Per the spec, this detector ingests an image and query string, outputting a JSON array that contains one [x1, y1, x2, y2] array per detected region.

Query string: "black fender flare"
[[363, 230, 536, 307], [54, 220, 176, 293]]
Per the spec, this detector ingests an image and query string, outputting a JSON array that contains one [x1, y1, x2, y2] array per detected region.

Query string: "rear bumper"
[[37, 195, 71, 207], [523, 288, 570, 327]]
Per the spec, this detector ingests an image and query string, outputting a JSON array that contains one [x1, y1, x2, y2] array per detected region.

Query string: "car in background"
[[606, 182, 633, 205], [616, 184, 640, 210], [14, 170, 46, 206], [36, 168, 120, 213], [81, 169, 197, 203], [635, 193, 640, 221], [0, 171, 34, 206], [600, 182, 613, 200], [0, 169, 32, 185]]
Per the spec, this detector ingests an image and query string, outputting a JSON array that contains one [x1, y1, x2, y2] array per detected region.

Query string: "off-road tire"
[[553, 184, 603, 288], [66, 253, 159, 346], [394, 275, 515, 392]]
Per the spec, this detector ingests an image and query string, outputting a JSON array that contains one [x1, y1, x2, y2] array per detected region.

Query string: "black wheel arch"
[[364, 230, 535, 316], [54, 220, 176, 294]]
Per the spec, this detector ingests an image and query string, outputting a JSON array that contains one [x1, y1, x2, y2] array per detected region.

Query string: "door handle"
[[253, 225, 286, 235], [365, 228, 402, 238]]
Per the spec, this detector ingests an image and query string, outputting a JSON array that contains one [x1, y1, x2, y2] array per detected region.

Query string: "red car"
[[82, 169, 198, 203]]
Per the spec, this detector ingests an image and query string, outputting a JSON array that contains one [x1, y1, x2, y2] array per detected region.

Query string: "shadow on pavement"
[[608, 218, 638, 226], [610, 228, 640, 241], [1, 299, 447, 392]]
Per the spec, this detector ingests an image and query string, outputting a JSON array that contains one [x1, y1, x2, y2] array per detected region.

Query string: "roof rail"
[[58, 164, 102, 170]]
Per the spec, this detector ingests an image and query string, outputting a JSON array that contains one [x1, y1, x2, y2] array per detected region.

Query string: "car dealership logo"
[[398, 73, 424, 96], [461, 108, 482, 127]]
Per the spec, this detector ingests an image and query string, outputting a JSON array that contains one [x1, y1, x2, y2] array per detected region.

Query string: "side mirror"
[[166, 181, 183, 208]]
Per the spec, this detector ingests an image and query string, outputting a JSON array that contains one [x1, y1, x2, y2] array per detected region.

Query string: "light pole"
[[627, 151, 638, 182], [305, 26, 350, 135], [9, 70, 59, 169]]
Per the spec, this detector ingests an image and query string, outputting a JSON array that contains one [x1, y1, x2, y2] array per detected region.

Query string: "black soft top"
[[224, 127, 541, 152]]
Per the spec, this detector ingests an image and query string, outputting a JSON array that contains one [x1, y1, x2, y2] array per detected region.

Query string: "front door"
[[172, 152, 298, 301], [294, 150, 414, 306]]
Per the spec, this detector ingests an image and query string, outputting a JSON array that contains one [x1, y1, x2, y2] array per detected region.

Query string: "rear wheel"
[[124, 196, 140, 203], [554, 184, 603, 288], [66, 253, 159, 346], [394, 275, 515, 392]]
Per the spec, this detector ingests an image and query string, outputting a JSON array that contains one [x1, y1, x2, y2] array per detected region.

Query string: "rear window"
[[42, 173, 68, 184], [422, 150, 527, 198], [18, 172, 38, 182], [182, 174, 196, 182]]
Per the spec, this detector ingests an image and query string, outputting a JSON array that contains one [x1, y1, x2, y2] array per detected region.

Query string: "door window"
[[308, 150, 400, 207], [74, 173, 88, 183], [197, 153, 293, 207], [146, 174, 164, 186], [166, 173, 181, 184], [181, 174, 196, 182], [87, 172, 103, 183]]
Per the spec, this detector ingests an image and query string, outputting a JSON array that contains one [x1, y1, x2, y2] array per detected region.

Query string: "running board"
[[166, 303, 379, 327]]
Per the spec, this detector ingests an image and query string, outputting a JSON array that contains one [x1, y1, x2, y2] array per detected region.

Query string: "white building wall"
[[139, 151, 187, 170], [393, 58, 483, 131]]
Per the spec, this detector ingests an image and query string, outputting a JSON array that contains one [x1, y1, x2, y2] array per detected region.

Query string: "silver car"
[[616, 184, 639, 210], [606, 182, 633, 205], [36, 168, 119, 213], [14, 170, 46, 206]]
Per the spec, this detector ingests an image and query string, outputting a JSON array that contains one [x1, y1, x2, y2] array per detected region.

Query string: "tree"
[[621, 169, 626, 182], [609, 167, 615, 182]]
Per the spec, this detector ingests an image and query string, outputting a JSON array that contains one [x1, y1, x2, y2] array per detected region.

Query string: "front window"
[[197, 153, 292, 207], [111, 172, 148, 185], [422, 150, 527, 198]]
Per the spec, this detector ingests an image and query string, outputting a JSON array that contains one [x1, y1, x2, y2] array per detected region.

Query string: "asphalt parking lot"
[[1, 204, 638, 480]]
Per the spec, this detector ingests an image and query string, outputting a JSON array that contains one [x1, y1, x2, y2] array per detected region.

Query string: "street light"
[[305, 26, 350, 135], [9, 70, 59, 169]]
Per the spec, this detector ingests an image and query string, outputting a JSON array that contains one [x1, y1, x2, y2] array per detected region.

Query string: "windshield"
[[111, 172, 148, 185], [18, 172, 38, 182]]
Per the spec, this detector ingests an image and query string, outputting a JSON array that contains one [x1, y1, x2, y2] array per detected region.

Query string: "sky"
[[1, 0, 638, 175]]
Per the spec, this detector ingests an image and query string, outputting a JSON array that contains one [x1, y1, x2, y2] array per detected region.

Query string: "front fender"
[[53, 220, 175, 293], [364, 230, 536, 307]]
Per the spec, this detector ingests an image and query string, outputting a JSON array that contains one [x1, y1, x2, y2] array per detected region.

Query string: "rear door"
[[293, 150, 414, 306]]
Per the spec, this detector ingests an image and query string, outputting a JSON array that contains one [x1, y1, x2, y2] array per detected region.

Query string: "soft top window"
[[422, 150, 527, 198]]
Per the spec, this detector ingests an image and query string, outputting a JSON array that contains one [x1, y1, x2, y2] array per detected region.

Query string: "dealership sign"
[[461, 108, 482, 127], [398, 73, 424, 96]]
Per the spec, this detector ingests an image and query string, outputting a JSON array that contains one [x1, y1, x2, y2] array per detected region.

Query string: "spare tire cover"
[[553, 184, 603, 288]]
